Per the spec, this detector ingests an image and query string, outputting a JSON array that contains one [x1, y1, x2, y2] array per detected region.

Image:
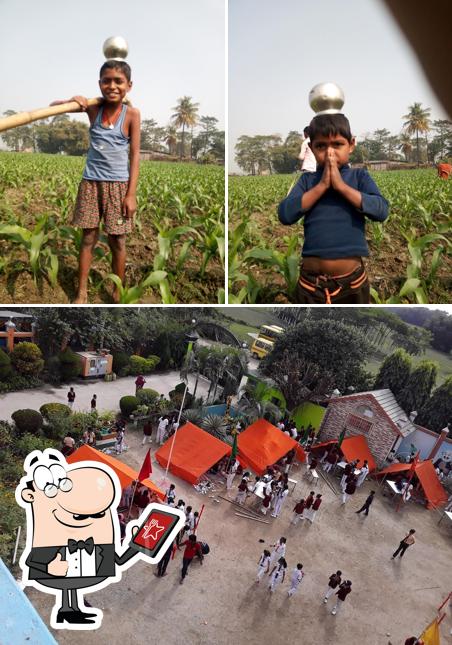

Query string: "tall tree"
[[199, 115, 219, 154], [416, 376, 452, 434], [398, 133, 414, 162], [1, 111, 34, 151], [171, 96, 199, 159], [396, 360, 438, 414], [165, 125, 178, 155], [262, 319, 372, 394], [374, 348, 412, 397], [402, 103, 431, 165]]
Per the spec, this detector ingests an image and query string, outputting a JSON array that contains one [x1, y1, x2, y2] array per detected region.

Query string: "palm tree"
[[171, 96, 199, 159], [402, 103, 431, 165], [398, 133, 413, 162], [165, 126, 178, 156]]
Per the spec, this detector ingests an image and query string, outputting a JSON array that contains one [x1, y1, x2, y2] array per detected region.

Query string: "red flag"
[[138, 449, 152, 482]]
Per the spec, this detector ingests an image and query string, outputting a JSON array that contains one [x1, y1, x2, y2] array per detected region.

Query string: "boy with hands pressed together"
[[278, 114, 389, 304]]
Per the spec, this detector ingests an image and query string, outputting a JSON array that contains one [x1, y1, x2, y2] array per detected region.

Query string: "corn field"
[[229, 169, 452, 303], [0, 152, 225, 304]]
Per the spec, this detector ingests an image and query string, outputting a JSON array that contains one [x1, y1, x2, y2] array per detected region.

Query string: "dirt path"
[[23, 428, 452, 645], [0, 371, 209, 422]]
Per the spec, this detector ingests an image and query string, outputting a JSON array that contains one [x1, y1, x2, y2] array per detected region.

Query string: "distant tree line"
[[1, 96, 224, 164], [387, 307, 452, 354], [235, 102, 452, 174]]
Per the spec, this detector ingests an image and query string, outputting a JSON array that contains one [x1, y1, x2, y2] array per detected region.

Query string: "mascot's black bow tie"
[[67, 537, 95, 555]]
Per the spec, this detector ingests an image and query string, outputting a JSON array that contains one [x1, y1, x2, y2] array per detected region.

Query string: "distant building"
[[318, 389, 416, 465], [0, 310, 36, 352]]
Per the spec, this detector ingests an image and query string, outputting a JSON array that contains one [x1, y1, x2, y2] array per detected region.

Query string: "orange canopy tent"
[[67, 444, 164, 500], [237, 419, 298, 475], [311, 436, 376, 471], [375, 460, 448, 509], [155, 422, 231, 485]]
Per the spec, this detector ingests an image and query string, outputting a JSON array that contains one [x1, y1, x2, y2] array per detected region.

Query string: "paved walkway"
[[0, 371, 209, 421]]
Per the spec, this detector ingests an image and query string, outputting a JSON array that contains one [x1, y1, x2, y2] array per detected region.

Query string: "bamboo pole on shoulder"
[[0, 98, 104, 133]]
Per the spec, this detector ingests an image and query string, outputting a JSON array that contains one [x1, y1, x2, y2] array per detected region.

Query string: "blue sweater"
[[278, 166, 389, 258]]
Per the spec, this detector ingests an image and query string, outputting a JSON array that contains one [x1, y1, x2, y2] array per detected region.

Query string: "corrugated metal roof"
[[332, 389, 416, 438]]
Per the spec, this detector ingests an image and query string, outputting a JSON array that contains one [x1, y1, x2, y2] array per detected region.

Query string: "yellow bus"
[[258, 325, 285, 342], [250, 336, 275, 360]]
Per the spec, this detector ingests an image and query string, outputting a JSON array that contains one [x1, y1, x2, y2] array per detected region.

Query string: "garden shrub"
[[0, 484, 25, 562], [40, 403, 72, 420], [45, 355, 62, 385], [11, 409, 43, 436], [0, 348, 12, 380], [136, 388, 159, 406], [58, 348, 82, 381], [14, 433, 56, 459], [10, 343, 44, 376], [120, 395, 139, 417], [0, 374, 44, 393], [0, 421, 13, 451], [129, 355, 161, 375], [112, 351, 130, 376]]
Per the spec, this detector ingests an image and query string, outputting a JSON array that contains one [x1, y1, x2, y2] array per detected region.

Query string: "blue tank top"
[[83, 104, 130, 181]]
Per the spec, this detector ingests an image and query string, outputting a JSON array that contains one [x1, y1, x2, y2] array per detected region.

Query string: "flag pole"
[[194, 503, 205, 532]]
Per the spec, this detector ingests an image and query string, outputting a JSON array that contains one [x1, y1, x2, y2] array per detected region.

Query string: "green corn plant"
[[243, 234, 300, 297], [102, 271, 169, 304]]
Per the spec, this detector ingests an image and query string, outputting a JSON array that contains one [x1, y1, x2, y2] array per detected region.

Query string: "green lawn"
[[367, 346, 451, 385]]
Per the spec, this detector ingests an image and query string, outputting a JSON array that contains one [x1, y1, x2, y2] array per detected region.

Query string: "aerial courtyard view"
[[0, 306, 450, 644]]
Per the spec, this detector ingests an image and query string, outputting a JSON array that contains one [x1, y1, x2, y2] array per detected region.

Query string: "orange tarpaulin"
[[237, 419, 298, 475], [311, 436, 376, 471], [375, 460, 448, 510], [67, 444, 164, 500], [340, 436, 376, 472], [155, 422, 231, 485]]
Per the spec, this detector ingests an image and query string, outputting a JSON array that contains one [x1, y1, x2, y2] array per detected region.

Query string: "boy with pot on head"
[[51, 59, 140, 304], [278, 113, 389, 304]]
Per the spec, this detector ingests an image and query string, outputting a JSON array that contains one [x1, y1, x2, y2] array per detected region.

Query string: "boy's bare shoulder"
[[127, 105, 141, 118]]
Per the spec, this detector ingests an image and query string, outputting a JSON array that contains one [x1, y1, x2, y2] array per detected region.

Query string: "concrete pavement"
[[0, 371, 209, 422]]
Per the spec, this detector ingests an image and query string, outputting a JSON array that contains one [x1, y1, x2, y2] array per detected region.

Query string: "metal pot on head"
[[103, 36, 129, 61], [309, 82, 345, 115]]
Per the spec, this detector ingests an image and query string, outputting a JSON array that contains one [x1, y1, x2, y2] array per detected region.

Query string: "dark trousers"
[[181, 557, 193, 579], [296, 264, 370, 304], [356, 504, 370, 516], [393, 541, 410, 558], [157, 548, 172, 576]]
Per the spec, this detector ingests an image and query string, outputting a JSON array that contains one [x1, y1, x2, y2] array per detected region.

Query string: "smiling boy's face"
[[99, 68, 132, 105], [21, 466, 116, 546], [309, 133, 355, 168]]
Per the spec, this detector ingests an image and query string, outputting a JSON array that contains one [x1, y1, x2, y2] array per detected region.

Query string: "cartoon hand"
[[48, 553, 68, 577]]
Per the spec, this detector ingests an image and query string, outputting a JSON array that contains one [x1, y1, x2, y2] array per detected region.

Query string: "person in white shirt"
[[298, 126, 317, 172], [225, 459, 239, 490], [277, 421, 285, 432], [271, 484, 289, 518], [268, 557, 287, 593], [156, 416, 169, 444], [356, 460, 369, 487], [269, 537, 286, 568], [256, 549, 271, 583], [287, 563, 304, 597]]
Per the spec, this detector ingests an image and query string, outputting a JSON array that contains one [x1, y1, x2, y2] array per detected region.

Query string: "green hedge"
[[129, 355, 161, 375], [58, 348, 82, 381], [40, 403, 72, 420], [0, 349, 12, 380], [120, 395, 139, 417], [11, 409, 43, 436], [10, 343, 44, 376], [136, 388, 159, 406], [0, 374, 44, 393]]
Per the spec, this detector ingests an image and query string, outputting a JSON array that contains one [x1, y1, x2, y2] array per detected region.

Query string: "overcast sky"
[[229, 0, 449, 171], [0, 0, 224, 130]]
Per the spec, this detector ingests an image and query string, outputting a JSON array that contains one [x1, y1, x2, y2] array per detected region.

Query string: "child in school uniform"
[[268, 557, 287, 593], [269, 537, 287, 568], [256, 549, 271, 583], [291, 498, 306, 525], [52, 60, 140, 304], [307, 493, 322, 523], [271, 484, 289, 518], [287, 563, 304, 597], [278, 113, 389, 304], [235, 478, 248, 505], [304, 491, 315, 518], [331, 580, 352, 615], [323, 570, 342, 603]]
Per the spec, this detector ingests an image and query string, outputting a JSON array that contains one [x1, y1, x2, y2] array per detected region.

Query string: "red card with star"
[[131, 505, 183, 561]]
